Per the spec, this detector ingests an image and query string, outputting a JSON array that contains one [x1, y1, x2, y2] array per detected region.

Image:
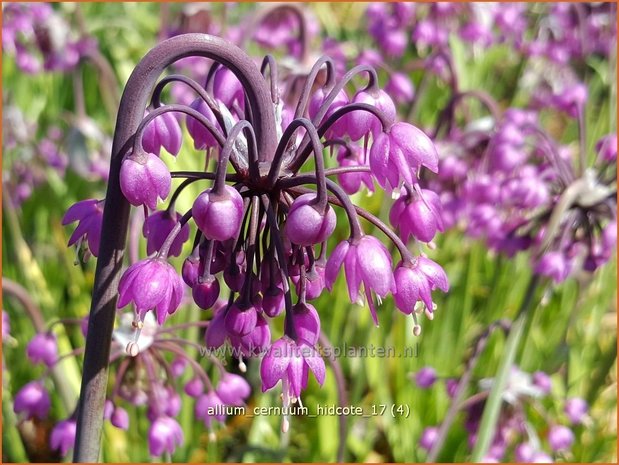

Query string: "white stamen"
[[126, 341, 139, 357]]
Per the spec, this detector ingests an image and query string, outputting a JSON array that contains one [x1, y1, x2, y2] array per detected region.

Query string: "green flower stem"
[[470, 275, 540, 462]]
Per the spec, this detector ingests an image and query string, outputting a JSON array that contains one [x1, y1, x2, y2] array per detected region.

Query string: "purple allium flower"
[[390, 188, 444, 243], [260, 336, 325, 400], [531, 452, 553, 463], [393, 257, 449, 316], [142, 111, 183, 157], [347, 89, 396, 141], [26, 332, 58, 366], [370, 122, 438, 191], [143, 210, 190, 257], [564, 397, 588, 425], [446, 378, 459, 398], [14, 381, 50, 419], [285, 193, 336, 246], [195, 391, 226, 428], [104, 400, 114, 420], [117, 257, 184, 325], [148, 416, 184, 457], [213, 67, 244, 108], [309, 88, 350, 138], [548, 425, 574, 452], [532, 371, 552, 395], [216, 373, 251, 406], [120, 151, 171, 210], [229, 312, 271, 357], [192, 185, 244, 241], [552, 83, 587, 118], [415, 366, 438, 389], [170, 357, 188, 378], [62, 198, 104, 257], [186, 98, 219, 150], [225, 302, 258, 337], [514, 442, 536, 462], [419, 426, 439, 451], [535, 251, 571, 284], [289, 302, 321, 345], [596, 134, 617, 162], [385, 73, 415, 104], [50, 419, 76, 457], [111, 406, 130, 430], [325, 235, 396, 325], [336, 145, 375, 195], [192, 278, 220, 310], [184, 377, 204, 398]]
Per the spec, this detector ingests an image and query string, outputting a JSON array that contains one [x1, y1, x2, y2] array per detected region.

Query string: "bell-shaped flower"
[[62, 198, 104, 257], [117, 257, 184, 325], [143, 210, 190, 257], [148, 416, 184, 457], [142, 111, 182, 157], [120, 150, 171, 210]]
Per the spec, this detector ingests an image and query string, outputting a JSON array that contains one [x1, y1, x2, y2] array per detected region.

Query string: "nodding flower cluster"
[[63, 33, 448, 452]]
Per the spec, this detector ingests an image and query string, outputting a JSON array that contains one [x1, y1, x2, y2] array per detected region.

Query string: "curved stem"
[[267, 118, 327, 208], [75, 34, 277, 462], [293, 55, 336, 119], [167, 178, 201, 214], [150, 74, 227, 134], [260, 55, 280, 104], [158, 210, 192, 259], [289, 103, 392, 173], [214, 120, 258, 192]]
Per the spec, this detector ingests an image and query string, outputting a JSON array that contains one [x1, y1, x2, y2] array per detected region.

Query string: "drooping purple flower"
[[370, 122, 439, 191], [308, 88, 349, 138], [415, 366, 438, 389], [419, 426, 439, 451], [192, 278, 221, 310], [390, 188, 445, 243], [385, 73, 415, 104], [225, 302, 258, 337], [564, 397, 588, 425], [192, 185, 244, 241], [325, 235, 396, 325], [229, 312, 271, 357], [346, 89, 396, 141], [548, 425, 575, 452], [285, 193, 336, 246], [393, 257, 449, 316], [62, 198, 104, 257], [143, 210, 190, 257], [532, 371, 552, 395], [186, 98, 219, 150], [195, 391, 226, 428], [50, 419, 76, 457], [26, 332, 58, 366], [336, 145, 375, 195], [514, 442, 536, 462], [260, 336, 325, 401], [596, 133, 617, 162], [213, 67, 244, 108], [535, 251, 571, 284], [216, 373, 251, 406], [184, 377, 205, 398], [148, 416, 184, 457], [142, 111, 183, 157], [14, 381, 50, 419], [117, 257, 184, 325], [111, 406, 130, 430], [288, 302, 321, 345], [120, 151, 171, 210]]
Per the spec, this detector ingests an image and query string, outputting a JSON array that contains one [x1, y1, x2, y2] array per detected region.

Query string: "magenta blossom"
[[148, 416, 184, 457], [142, 111, 182, 156], [196, 391, 227, 429], [26, 332, 58, 367], [390, 188, 444, 243], [370, 122, 438, 191], [216, 373, 251, 406], [117, 257, 184, 325], [62, 198, 104, 257], [120, 151, 171, 210], [393, 257, 449, 317], [142, 210, 190, 257], [325, 235, 396, 325], [50, 419, 76, 457], [260, 336, 325, 402], [14, 381, 50, 419]]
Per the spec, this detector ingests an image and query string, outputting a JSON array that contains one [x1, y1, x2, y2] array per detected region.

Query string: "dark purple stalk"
[[74, 33, 276, 462]]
